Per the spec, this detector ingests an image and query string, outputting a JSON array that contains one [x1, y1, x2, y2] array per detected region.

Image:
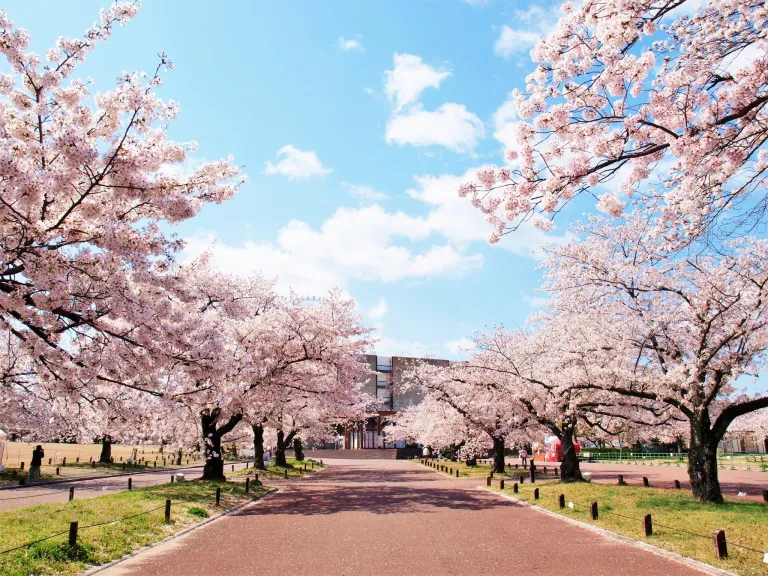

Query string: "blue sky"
[[6, 0, 596, 359]]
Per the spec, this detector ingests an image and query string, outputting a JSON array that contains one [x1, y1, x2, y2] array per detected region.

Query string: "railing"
[[581, 451, 767, 470]]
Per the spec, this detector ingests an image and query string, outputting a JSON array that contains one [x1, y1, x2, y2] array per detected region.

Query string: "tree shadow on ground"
[[234, 483, 508, 516]]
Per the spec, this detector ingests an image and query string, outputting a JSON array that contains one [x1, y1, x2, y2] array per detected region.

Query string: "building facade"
[[341, 354, 448, 450]]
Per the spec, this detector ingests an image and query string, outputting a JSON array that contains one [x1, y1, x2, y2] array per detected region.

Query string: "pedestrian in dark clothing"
[[28, 445, 44, 482]]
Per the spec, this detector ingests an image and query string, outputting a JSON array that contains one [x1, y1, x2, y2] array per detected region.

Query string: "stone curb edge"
[[78, 487, 279, 576], [482, 487, 736, 576]]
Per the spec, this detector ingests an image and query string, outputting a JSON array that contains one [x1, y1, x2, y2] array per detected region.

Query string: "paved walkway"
[[0, 462, 253, 511], [99, 459, 709, 576]]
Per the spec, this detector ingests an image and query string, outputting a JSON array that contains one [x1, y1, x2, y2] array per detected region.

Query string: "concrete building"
[[341, 354, 449, 450]]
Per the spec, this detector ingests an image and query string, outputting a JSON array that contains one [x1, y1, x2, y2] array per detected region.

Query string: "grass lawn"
[[227, 457, 326, 481], [0, 479, 269, 576], [422, 460, 555, 481], [495, 481, 768, 576]]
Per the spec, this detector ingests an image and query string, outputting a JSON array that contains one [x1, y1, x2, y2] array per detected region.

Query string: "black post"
[[642, 476, 649, 487], [762, 489, 768, 502], [534, 488, 539, 500], [500, 479, 505, 490], [56, 467, 60, 475], [618, 474, 624, 485], [674, 480, 681, 489], [558, 494, 565, 509], [642, 514, 653, 537], [590, 501, 598, 520], [513, 482, 518, 494], [712, 530, 728, 559], [529, 460, 535, 483], [455, 469, 459, 478], [165, 499, 171, 523], [284, 469, 288, 479], [128, 478, 132, 490], [216, 486, 221, 506], [171, 475, 175, 483], [486, 476, 491, 487], [69, 486, 75, 502], [68, 521, 78, 548], [245, 478, 250, 494]]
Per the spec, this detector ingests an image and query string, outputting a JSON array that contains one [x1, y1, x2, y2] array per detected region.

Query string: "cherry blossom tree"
[[461, 0, 767, 245], [543, 213, 768, 501], [402, 359, 543, 473], [0, 2, 245, 411]]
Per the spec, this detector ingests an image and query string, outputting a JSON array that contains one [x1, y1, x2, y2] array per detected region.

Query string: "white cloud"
[[183, 204, 484, 296], [522, 292, 550, 309], [385, 103, 485, 153], [263, 145, 331, 180], [493, 91, 519, 154], [464, 0, 491, 5], [494, 7, 556, 59], [369, 298, 388, 320], [343, 181, 389, 202], [338, 35, 363, 52], [363, 87, 374, 94], [406, 167, 568, 258], [445, 337, 475, 356], [385, 53, 451, 111]]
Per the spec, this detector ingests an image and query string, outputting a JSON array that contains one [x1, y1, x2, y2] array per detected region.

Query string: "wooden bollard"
[[49, 458, 52, 465], [56, 466, 60, 475], [555, 467, 558, 476], [489, 471, 494, 478], [513, 482, 518, 493], [643, 476, 649, 487], [590, 501, 598, 520], [500, 479, 505, 489], [76, 457, 79, 463], [712, 530, 727, 559], [128, 478, 132, 490], [69, 486, 75, 502], [122, 463, 126, 471], [232, 464, 235, 472], [618, 474, 624, 485], [154, 461, 157, 467], [246, 462, 249, 469], [215, 487, 221, 506], [515, 463, 518, 469], [558, 494, 565, 509], [534, 488, 539, 500], [455, 469, 459, 478], [304, 463, 307, 472], [762, 489, 767, 502], [20, 462, 25, 470], [520, 476, 524, 484], [642, 514, 652, 537], [165, 499, 171, 523], [68, 521, 78, 548], [245, 478, 250, 494], [284, 469, 288, 479], [529, 464, 535, 483], [674, 480, 681, 489], [120, 456, 122, 462], [63, 457, 67, 466], [486, 476, 492, 487]]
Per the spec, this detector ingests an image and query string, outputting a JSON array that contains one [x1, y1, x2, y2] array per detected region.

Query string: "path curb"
[[78, 487, 278, 576], [483, 487, 736, 576]]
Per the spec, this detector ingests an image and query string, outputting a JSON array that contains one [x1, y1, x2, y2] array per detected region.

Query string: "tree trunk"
[[99, 436, 112, 464], [293, 437, 305, 461], [252, 424, 266, 470], [559, 425, 583, 482], [275, 429, 288, 467], [687, 417, 724, 503], [200, 409, 243, 481], [491, 436, 506, 474]]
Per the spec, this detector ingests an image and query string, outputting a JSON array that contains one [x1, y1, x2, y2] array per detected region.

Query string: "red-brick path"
[[100, 459, 709, 576]]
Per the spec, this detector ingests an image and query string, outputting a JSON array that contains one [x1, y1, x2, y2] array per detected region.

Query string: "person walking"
[[27, 445, 44, 483], [519, 448, 528, 467], [422, 445, 430, 459]]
